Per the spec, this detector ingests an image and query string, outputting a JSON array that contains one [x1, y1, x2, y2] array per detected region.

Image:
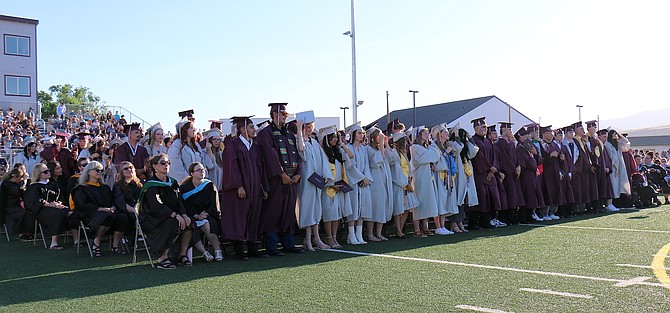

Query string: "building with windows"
[[0, 15, 39, 114]]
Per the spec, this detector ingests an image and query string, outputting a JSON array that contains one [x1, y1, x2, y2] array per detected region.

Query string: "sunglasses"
[[91, 168, 104, 173], [41, 170, 50, 174], [159, 160, 171, 166], [80, 163, 89, 168], [122, 166, 134, 171]]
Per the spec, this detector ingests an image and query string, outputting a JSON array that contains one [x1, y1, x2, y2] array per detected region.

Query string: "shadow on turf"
[[0, 206, 662, 306]]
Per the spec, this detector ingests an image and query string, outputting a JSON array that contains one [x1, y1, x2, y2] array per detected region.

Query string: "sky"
[[3, 0, 669, 132]]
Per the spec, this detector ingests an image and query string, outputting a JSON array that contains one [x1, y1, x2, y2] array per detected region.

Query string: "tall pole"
[[409, 90, 419, 126], [340, 106, 349, 128], [576, 105, 583, 121], [386, 91, 390, 126], [350, 0, 358, 125]]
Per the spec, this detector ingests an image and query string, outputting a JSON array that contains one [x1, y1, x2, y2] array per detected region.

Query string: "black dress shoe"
[[248, 252, 269, 258], [267, 250, 284, 257], [283, 247, 305, 253], [466, 225, 481, 231], [235, 253, 249, 261]]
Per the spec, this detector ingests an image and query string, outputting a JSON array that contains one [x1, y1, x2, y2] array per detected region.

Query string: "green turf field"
[[2, 206, 669, 312]]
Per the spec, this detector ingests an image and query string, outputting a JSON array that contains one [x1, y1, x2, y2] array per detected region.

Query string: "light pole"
[[343, 0, 359, 124], [409, 90, 419, 126], [340, 106, 349, 128], [576, 105, 583, 121]]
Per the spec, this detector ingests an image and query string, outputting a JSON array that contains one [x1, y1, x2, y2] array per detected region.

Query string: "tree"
[[38, 84, 104, 119]]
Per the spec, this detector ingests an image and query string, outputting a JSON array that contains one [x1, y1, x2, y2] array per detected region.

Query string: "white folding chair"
[[76, 221, 93, 257], [133, 212, 154, 267], [33, 221, 47, 248]]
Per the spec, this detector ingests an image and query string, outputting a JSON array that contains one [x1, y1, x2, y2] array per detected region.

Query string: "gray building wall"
[[0, 15, 39, 114]]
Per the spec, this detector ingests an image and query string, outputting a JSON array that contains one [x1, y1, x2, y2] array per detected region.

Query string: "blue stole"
[[182, 179, 212, 200]]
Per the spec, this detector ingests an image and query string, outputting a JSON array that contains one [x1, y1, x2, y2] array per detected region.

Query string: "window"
[[4, 35, 30, 56], [5, 76, 30, 96]]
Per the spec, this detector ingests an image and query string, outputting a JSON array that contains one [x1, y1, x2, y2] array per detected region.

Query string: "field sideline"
[[1, 206, 669, 312]]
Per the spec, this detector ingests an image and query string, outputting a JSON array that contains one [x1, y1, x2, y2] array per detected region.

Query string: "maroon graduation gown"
[[469, 135, 502, 213], [517, 144, 545, 209], [256, 123, 301, 234], [220, 136, 263, 241], [558, 141, 575, 205], [586, 136, 601, 202], [540, 140, 564, 206], [114, 142, 150, 176], [494, 138, 525, 208], [593, 140, 615, 199]]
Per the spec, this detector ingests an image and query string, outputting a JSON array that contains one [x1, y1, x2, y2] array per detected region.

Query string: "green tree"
[[38, 84, 104, 118]]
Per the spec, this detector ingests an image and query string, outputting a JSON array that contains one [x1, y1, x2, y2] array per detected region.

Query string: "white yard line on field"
[[455, 304, 514, 313], [518, 288, 593, 299], [616, 264, 670, 270], [519, 223, 670, 234], [324, 249, 666, 289]]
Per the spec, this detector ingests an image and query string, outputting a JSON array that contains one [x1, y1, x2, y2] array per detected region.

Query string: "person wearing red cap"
[[256, 103, 304, 255], [494, 122, 525, 224], [468, 117, 503, 230]]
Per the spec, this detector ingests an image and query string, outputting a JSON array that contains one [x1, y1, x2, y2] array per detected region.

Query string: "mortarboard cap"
[[539, 125, 553, 134], [178, 109, 195, 119], [391, 132, 405, 143], [147, 122, 162, 134], [515, 127, 529, 138], [470, 117, 486, 127], [345, 122, 362, 136], [110, 137, 125, 146], [585, 120, 597, 128], [268, 103, 288, 113], [448, 122, 461, 136], [554, 128, 564, 135], [524, 123, 539, 132], [55, 131, 70, 139], [572, 121, 584, 130], [621, 133, 628, 137], [487, 125, 498, 133], [387, 118, 400, 135], [498, 122, 513, 130], [209, 120, 223, 130], [123, 122, 142, 134], [431, 123, 448, 139], [203, 128, 223, 139], [231, 116, 254, 128], [76, 132, 92, 140], [364, 123, 379, 131], [597, 128, 609, 136], [318, 125, 337, 143], [563, 125, 575, 133]]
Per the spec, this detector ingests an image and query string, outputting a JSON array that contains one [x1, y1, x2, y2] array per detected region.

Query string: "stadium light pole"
[[576, 105, 583, 121], [409, 90, 419, 126], [340, 106, 349, 128], [343, 0, 359, 124]]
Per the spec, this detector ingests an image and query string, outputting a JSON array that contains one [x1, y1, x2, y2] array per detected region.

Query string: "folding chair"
[[133, 212, 154, 267], [76, 221, 93, 257], [33, 221, 47, 248], [2, 223, 9, 241]]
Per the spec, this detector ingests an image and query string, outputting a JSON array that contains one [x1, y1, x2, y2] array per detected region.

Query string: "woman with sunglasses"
[[179, 162, 223, 262], [72, 161, 128, 257], [24, 163, 69, 250], [113, 161, 142, 244], [139, 154, 193, 269]]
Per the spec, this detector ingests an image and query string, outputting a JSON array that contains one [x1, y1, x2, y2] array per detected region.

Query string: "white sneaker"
[[606, 204, 620, 212], [532, 212, 543, 222], [347, 232, 360, 245], [494, 219, 507, 227], [542, 216, 553, 221], [435, 227, 454, 235], [550, 214, 560, 220]]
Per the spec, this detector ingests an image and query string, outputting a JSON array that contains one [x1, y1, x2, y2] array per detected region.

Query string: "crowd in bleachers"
[[1, 103, 669, 270]]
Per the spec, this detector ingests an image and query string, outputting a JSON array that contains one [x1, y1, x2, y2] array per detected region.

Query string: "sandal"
[[156, 258, 176, 270], [91, 243, 103, 257], [179, 255, 192, 267], [111, 246, 128, 255], [49, 244, 64, 250]]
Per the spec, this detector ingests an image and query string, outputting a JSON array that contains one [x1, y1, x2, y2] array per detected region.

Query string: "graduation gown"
[[296, 137, 332, 228], [452, 140, 479, 207], [433, 145, 459, 216], [367, 146, 393, 223], [388, 148, 409, 216], [470, 134, 502, 213], [256, 124, 301, 234], [24, 181, 68, 237], [573, 136, 592, 204], [56, 148, 77, 179], [345, 143, 373, 221], [221, 136, 263, 242], [114, 142, 150, 178], [540, 140, 564, 206], [144, 144, 168, 158], [593, 139, 615, 199], [517, 144, 545, 209], [409, 143, 439, 220], [1, 180, 31, 235], [586, 136, 601, 201], [557, 140, 575, 205], [73, 183, 127, 232], [494, 138, 525, 208], [113, 180, 141, 234], [139, 176, 190, 253], [605, 141, 631, 198], [167, 139, 213, 184], [180, 180, 220, 236], [322, 150, 353, 222]]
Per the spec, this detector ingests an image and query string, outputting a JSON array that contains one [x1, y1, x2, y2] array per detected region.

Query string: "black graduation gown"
[[24, 182, 68, 237], [179, 180, 220, 236], [139, 176, 190, 253], [113, 180, 141, 234], [1, 180, 32, 234], [73, 184, 128, 232]]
